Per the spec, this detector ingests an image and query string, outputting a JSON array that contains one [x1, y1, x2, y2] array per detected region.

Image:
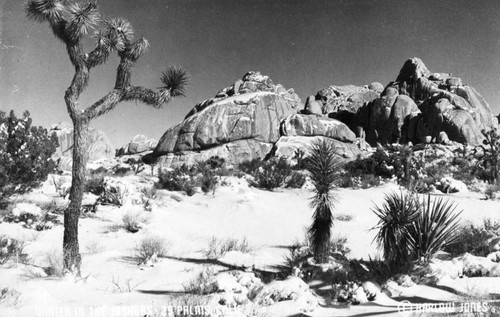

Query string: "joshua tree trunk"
[[26, 0, 188, 275], [63, 118, 87, 274]]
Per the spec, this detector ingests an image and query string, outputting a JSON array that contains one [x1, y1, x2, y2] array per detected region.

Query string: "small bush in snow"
[[122, 210, 147, 233], [157, 165, 197, 196], [204, 236, 251, 260], [247, 157, 294, 191], [182, 265, 217, 295], [0, 236, 28, 264], [135, 235, 167, 264]]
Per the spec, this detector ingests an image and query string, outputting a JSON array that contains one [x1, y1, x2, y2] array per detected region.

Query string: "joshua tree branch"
[[122, 86, 171, 107], [83, 90, 123, 121], [86, 45, 110, 69]]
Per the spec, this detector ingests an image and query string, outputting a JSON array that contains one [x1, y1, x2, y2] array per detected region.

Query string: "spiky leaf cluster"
[[305, 140, 339, 263], [161, 66, 189, 97], [372, 191, 420, 267], [372, 191, 462, 269]]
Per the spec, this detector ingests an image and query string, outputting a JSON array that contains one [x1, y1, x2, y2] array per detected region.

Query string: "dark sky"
[[1, 0, 500, 146]]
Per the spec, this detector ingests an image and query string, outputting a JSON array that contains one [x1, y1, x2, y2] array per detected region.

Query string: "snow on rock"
[[487, 251, 500, 262], [214, 273, 243, 293], [460, 253, 494, 276], [437, 177, 468, 193], [251, 276, 318, 312], [361, 281, 382, 300], [352, 286, 369, 304], [11, 203, 42, 218], [218, 251, 255, 269]]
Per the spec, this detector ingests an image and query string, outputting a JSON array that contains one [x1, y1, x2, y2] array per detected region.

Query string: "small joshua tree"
[[306, 140, 338, 263], [480, 128, 500, 183], [25, 0, 188, 274]]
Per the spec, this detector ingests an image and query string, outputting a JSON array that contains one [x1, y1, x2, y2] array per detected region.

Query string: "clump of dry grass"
[[203, 236, 251, 260]]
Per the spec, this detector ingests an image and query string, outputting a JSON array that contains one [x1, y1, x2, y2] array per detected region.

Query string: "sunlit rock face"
[[150, 72, 367, 167]]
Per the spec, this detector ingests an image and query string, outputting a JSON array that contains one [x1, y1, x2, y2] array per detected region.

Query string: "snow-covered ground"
[[1, 174, 500, 317]]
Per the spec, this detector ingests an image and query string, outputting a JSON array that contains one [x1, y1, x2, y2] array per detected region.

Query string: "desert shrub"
[[373, 192, 462, 269], [112, 165, 132, 177], [140, 185, 157, 199], [237, 158, 264, 175], [248, 157, 294, 191], [109, 275, 143, 293], [0, 236, 28, 264], [98, 185, 128, 207], [183, 265, 217, 295], [195, 161, 218, 195], [344, 148, 394, 179], [306, 140, 339, 263], [204, 155, 226, 170], [157, 165, 197, 196], [286, 171, 307, 188], [42, 250, 64, 277], [275, 241, 310, 279], [328, 236, 351, 256], [484, 183, 500, 200], [335, 174, 356, 188], [293, 149, 307, 170], [84, 170, 106, 195], [204, 236, 251, 260], [84, 240, 104, 254], [0, 110, 58, 197], [122, 210, 147, 233], [135, 235, 167, 264], [445, 218, 500, 257], [124, 157, 146, 175], [358, 174, 381, 189]]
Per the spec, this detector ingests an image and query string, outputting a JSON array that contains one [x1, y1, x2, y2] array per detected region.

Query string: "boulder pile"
[[148, 71, 366, 167], [312, 57, 496, 146]]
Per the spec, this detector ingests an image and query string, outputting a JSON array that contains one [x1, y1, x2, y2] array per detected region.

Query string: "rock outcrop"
[[321, 58, 495, 146], [150, 72, 367, 167], [117, 134, 158, 156], [50, 122, 115, 170]]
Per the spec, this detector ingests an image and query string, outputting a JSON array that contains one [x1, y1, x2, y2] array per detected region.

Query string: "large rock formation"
[[50, 122, 115, 170], [149, 72, 367, 167], [117, 134, 158, 156], [321, 58, 495, 146]]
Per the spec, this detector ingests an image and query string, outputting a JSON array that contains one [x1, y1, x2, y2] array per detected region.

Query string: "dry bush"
[[204, 236, 251, 260], [182, 265, 217, 295], [135, 235, 167, 264]]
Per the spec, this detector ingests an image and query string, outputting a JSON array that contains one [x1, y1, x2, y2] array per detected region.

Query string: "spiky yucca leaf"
[[372, 191, 419, 267], [106, 18, 134, 41], [128, 37, 150, 60], [66, 2, 99, 41], [25, 0, 66, 23], [409, 195, 462, 260], [306, 140, 338, 194], [306, 140, 339, 263], [160, 66, 189, 97]]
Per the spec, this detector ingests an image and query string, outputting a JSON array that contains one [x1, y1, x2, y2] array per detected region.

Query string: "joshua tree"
[[480, 128, 500, 183], [306, 140, 338, 263], [25, 0, 188, 274]]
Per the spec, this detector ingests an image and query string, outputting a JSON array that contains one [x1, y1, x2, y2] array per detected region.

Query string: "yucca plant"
[[306, 140, 339, 263], [372, 191, 420, 269], [409, 195, 462, 260]]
